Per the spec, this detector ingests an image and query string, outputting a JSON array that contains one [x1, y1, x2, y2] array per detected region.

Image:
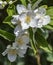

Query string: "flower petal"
[[2, 49, 8, 56], [12, 15, 19, 20], [22, 34, 29, 44], [7, 54, 17, 62], [38, 8, 46, 15], [19, 14, 26, 22], [11, 18, 18, 25], [34, 8, 46, 15], [18, 48, 27, 57], [28, 4, 31, 10], [43, 15, 50, 25], [14, 25, 22, 36], [21, 22, 29, 30], [29, 19, 36, 27], [16, 4, 27, 14]]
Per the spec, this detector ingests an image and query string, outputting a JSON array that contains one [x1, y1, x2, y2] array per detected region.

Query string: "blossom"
[[11, 4, 32, 25], [13, 33, 29, 48], [18, 11, 36, 30], [34, 8, 50, 28], [11, 4, 50, 30], [2, 45, 28, 62], [0, 1, 7, 9]]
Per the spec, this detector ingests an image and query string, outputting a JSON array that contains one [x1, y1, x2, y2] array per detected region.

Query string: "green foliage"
[[47, 52, 53, 62], [20, 0, 26, 6], [35, 29, 52, 53], [0, 29, 15, 41], [7, 4, 16, 16], [3, 16, 14, 28], [47, 6, 53, 19], [49, 20, 53, 26], [44, 25, 53, 30]]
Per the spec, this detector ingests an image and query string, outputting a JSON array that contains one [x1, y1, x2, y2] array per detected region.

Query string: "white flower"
[[14, 25, 28, 36], [11, 4, 32, 25], [19, 12, 36, 30], [34, 8, 50, 28], [0, 1, 7, 9], [13, 33, 29, 48], [2, 45, 17, 62], [2, 45, 27, 62], [11, 4, 36, 30], [11, 4, 50, 30]]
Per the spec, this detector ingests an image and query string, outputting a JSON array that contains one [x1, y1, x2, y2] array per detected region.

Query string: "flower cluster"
[[0, 0, 14, 9], [0, 1, 7, 9], [2, 4, 50, 62]]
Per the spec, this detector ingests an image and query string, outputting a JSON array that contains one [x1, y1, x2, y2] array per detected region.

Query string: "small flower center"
[[8, 49, 17, 54], [25, 16, 31, 23], [17, 38, 23, 45]]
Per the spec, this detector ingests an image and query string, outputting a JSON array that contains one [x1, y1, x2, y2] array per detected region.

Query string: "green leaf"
[[20, 0, 26, 6], [28, 28, 36, 54], [47, 52, 53, 62], [35, 29, 52, 53], [3, 16, 14, 28], [7, 4, 16, 16], [49, 19, 53, 26], [51, 63, 53, 65], [32, 0, 42, 9], [47, 6, 53, 19], [0, 29, 15, 41], [40, 5, 48, 9], [44, 25, 53, 30]]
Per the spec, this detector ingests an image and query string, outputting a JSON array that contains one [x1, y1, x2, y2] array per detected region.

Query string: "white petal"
[[34, 8, 38, 13], [34, 19, 43, 28], [16, 5, 27, 14], [19, 14, 26, 22], [22, 34, 29, 44], [7, 54, 17, 62], [34, 8, 46, 15], [38, 8, 46, 15], [0, 1, 3, 4], [12, 42, 17, 48], [12, 15, 19, 20], [37, 19, 43, 28], [18, 52, 24, 57], [21, 22, 29, 30], [29, 19, 36, 27], [11, 18, 17, 25], [18, 48, 27, 57], [7, 45, 11, 49], [28, 4, 31, 10], [20, 45, 28, 50], [14, 25, 22, 36], [2, 49, 8, 56], [43, 15, 50, 25]]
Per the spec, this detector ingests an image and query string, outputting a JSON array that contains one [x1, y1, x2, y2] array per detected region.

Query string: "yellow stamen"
[[8, 49, 17, 54], [25, 16, 31, 23], [17, 38, 23, 45]]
